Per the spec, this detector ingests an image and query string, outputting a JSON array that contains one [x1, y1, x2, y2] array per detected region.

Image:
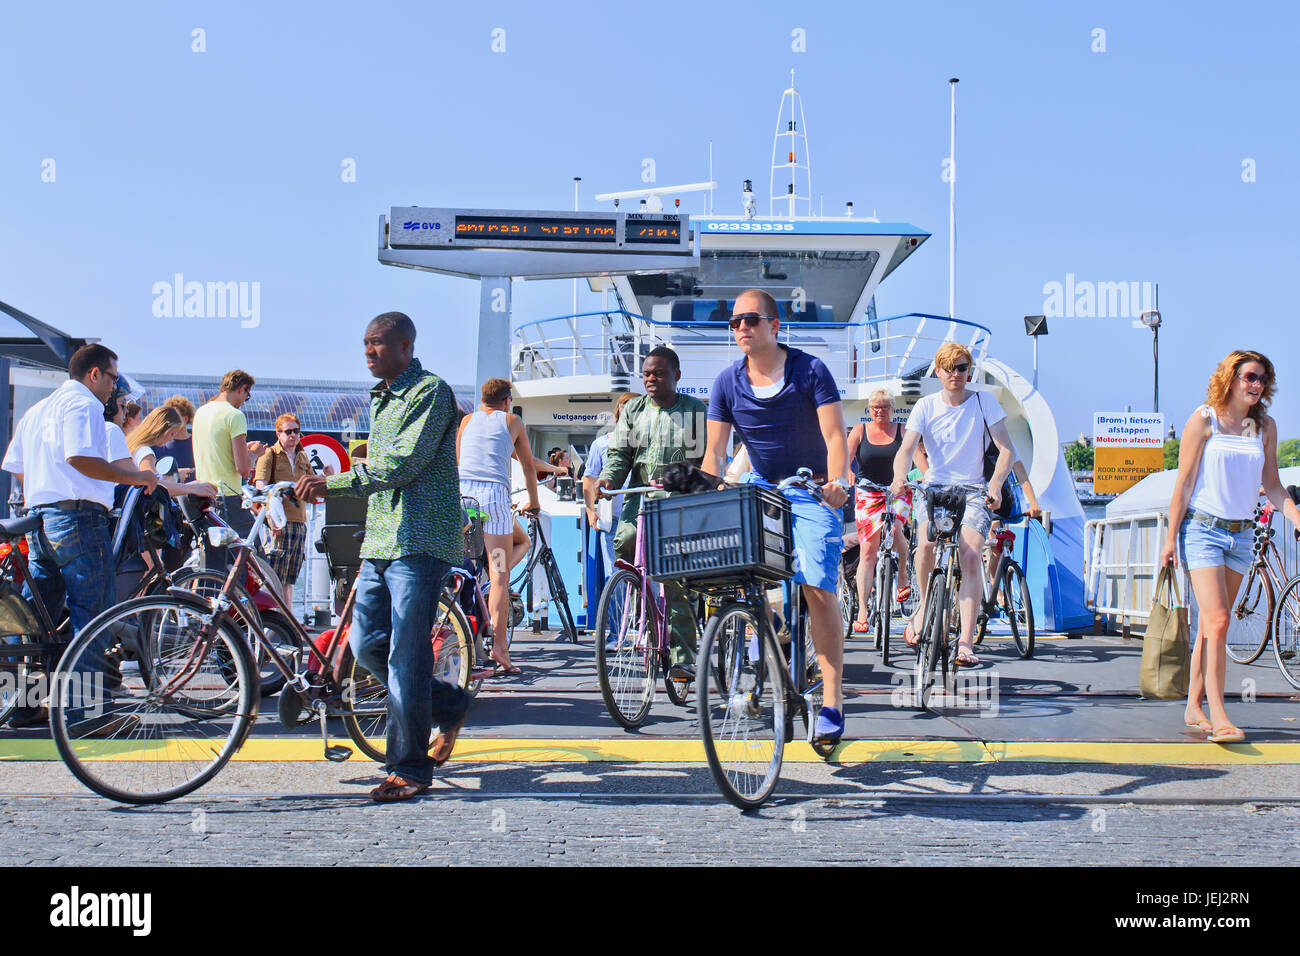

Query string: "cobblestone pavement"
[[2, 762, 1298, 865]]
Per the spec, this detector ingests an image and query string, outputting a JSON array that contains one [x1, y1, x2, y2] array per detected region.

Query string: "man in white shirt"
[[2, 345, 157, 726], [891, 342, 1015, 668]]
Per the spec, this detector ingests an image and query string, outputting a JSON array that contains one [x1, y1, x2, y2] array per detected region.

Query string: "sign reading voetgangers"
[[1093, 412, 1165, 493]]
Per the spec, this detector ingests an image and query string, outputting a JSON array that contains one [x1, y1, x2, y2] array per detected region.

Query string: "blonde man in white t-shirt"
[[890, 342, 1016, 667]]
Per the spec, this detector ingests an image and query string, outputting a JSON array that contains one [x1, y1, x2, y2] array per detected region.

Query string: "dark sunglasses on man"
[[728, 312, 777, 330], [942, 362, 971, 375], [279, 428, 301, 436]]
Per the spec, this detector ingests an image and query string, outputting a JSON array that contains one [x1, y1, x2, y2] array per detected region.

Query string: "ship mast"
[[770, 70, 812, 218]]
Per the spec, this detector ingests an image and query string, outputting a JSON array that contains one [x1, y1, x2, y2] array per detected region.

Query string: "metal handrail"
[[511, 310, 995, 386]]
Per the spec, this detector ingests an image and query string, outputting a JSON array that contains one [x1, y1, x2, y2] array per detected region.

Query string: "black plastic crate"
[[643, 484, 793, 585]]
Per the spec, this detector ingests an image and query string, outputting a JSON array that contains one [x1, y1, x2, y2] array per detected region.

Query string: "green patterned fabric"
[[599, 392, 707, 521], [324, 359, 461, 563]]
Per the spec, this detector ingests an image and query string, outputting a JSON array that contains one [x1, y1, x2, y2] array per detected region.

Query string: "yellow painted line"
[[4, 737, 1300, 764]]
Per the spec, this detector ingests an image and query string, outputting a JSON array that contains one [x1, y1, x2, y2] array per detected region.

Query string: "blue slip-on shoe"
[[814, 706, 844, 741]]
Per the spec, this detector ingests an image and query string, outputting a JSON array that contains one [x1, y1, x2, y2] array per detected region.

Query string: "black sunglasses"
[[279, 428, 301, 435], [942, 362, 971, 374], [728, 313, 777, 330]]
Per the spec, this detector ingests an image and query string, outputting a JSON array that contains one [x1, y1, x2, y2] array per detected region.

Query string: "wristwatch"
[[831, 477, 852, 496]]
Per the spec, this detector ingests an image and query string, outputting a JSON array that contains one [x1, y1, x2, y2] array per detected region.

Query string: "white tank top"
[[1187, 405, 1265, 520], [458, 409, 514, 486]]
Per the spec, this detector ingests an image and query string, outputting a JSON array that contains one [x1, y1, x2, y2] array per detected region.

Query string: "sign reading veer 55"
[[1093, 412, 1164, 493]]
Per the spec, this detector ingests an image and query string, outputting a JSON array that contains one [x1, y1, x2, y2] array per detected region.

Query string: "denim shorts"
[[741, 474, 841, 594], [1179, 517, 1252, 575]]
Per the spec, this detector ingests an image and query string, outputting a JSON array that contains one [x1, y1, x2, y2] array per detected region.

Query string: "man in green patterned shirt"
[[597, 347, 707, 677], [296, 312, 471, 802]]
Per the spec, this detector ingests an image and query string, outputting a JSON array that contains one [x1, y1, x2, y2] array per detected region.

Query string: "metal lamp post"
[[1024, 314, 1048, 389], [1140, 308, 1162, 413]]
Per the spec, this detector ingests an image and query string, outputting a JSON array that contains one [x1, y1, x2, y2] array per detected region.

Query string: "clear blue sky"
[[2, 0, 1296, 442]]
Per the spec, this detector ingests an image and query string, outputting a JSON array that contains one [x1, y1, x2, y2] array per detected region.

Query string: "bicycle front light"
[[207, 527, 241, 548], [934, 510, 954, 534]]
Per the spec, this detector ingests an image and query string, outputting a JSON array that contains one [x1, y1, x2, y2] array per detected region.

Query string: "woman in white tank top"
[[455, 378, 541, 675], [1162, 351, 1300, 743]]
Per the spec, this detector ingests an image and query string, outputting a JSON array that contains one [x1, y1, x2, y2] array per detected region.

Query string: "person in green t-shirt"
[[192, 370, 266, 547]]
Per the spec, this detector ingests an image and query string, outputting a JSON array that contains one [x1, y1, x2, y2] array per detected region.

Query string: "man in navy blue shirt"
[[702, 289, 852, 743]]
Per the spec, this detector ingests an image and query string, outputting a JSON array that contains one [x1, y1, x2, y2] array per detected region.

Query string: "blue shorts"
[[742, 474, 841, 594], [1178, 517, 1252, 575]]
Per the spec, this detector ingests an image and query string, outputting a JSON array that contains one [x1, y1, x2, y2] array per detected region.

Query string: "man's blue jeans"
[[15, 507, 114, 719], [350, 555, 471, 787]]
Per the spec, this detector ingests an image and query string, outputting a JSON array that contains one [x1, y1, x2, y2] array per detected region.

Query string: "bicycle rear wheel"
[[1271, 576, 1300, 691], [837, 565, 854, 641], [50, 595, 257, 804], [1225, 568, 1272, 665], [1003, 560, 1035, 659], [698, 604, 785, 809], [594, 568, 656, 728], [343, 595, 474, 762]]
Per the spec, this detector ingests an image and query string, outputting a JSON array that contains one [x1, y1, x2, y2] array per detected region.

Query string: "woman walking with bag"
[[1160, 350, 1300, 743]]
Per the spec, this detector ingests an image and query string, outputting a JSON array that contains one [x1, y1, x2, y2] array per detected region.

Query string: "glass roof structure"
[[135, 375, 474, 435]]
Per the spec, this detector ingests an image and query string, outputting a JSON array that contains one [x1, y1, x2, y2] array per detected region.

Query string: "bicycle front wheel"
[[594, 568, 656, 728], [50, 595, 257, 804], [915, 575, 947, 711], [878, 555, 894, 664], [1271, 575, 1300, 690], [1003, 560, 1035, 659], [1226, 568, 1272, 665], [698, 604, 786, 809]]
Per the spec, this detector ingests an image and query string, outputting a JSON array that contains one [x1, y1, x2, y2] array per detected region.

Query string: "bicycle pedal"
[[324, 744, 352, 762]]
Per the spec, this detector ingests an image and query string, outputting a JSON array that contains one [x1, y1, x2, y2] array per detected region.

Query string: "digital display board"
[[389, 207, 691, 254], [455, 215, 617, 242], [624, 218, 683, 244]]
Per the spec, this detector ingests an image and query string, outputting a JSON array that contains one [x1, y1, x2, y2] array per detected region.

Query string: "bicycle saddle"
[[0, 514, 41, 538]]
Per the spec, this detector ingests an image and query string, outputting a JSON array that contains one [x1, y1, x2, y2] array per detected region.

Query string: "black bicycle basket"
[[643, 484, 793, 586]]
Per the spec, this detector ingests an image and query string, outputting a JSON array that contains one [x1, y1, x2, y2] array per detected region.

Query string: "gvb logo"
[[50, 886, 151, 936]]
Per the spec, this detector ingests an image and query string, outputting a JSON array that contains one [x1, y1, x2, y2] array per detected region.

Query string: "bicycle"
[[906, 481, 988, 710], [509, 503, 579, 644], [431, 496, 522, 698], [47, 481, 471, 803], [694, 469, 835, 810], [966, 519, 1036, 659], [854, 478, 911, 666], [1222, 497, 1296, 665], [591, 485, 703, 727]]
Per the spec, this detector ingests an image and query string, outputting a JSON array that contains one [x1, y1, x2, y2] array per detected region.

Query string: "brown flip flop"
[[370, 774, 430, 802], [430, 714, 468, 767]]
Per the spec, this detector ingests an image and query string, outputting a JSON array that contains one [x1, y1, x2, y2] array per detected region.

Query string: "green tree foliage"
[[1279, 438, 1300, 468], [1065, 441, 1094, 471], [1163, 438, 1180, 470]]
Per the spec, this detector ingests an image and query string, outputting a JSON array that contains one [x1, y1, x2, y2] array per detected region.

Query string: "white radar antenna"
[[770, 70, 812, 217], [593, 181, 716, 213]]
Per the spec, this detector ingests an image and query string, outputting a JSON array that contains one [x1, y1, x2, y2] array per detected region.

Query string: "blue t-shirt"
[[584, 431, 624, 522], [708, 346, 841, 481]]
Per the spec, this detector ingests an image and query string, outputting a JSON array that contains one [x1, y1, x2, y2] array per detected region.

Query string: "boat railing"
[[512, 310, 993, 386]]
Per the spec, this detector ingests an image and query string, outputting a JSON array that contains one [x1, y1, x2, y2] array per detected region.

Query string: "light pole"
[[1140, 308, 1162, 413], [1024, 314, 1048, 389], [572, 177, 581, 316]]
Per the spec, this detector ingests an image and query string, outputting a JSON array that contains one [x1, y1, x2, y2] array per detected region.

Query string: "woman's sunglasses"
[[1238, 372, 1268, 386], [728, 313, 777, 330]]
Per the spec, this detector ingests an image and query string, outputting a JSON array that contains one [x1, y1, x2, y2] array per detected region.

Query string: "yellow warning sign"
[[1093, 412, 1164, 493]]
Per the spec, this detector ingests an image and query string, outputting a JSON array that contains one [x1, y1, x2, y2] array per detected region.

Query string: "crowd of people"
[[3, 296, 1295, 797]]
